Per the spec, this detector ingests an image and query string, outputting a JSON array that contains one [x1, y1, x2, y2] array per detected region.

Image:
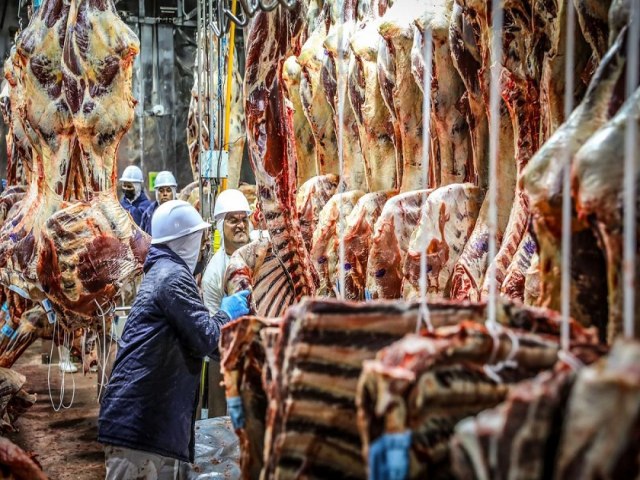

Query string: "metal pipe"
[[197, 0, 205, 216]]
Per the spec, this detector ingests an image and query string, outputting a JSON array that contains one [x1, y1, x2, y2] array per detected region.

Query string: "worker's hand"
[[220, 290, 251, 320]]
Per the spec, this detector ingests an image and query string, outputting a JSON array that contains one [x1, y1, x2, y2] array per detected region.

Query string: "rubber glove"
[[220, 290, 251, 320]]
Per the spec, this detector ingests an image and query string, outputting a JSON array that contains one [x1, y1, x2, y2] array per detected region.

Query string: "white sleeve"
[[202, 260, 223, 315]]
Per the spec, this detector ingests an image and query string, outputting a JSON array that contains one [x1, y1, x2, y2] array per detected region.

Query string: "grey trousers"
[[104, 445, 183, 480]]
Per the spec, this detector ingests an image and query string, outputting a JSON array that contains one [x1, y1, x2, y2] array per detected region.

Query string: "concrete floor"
[[7, 340, 105, 480]]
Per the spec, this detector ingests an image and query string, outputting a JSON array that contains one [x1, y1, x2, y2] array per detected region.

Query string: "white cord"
[[47, 317, 76, 412]]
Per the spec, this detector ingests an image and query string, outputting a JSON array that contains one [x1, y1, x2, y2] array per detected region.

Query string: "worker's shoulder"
[[148, 256, 190, 285]]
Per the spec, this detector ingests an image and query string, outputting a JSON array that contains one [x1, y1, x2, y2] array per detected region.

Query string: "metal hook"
[[239, 0, 260, 17], [225, 5, 250, 27], [258, 0, 279, 12], [278, 0, 297, 10]]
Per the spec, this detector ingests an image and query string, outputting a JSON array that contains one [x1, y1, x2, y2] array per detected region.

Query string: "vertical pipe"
[[197, 0, 205, 216], [138, 0, 146, 175], [418, 27, 433, 332], [222, 0, 239, 191], [487, 1, 504, 328], [336, 0, 346, 299], [560, 0, 576, 352], [624, 0, 640, 338]]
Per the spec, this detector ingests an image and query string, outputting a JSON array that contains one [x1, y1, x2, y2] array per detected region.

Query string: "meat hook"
[[258, 0, 279, 12]]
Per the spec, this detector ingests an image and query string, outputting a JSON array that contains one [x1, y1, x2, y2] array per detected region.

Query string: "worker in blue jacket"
[[119, 165, 152, 226], [98, 200, 250, 479], [140, 170, 178, 235]]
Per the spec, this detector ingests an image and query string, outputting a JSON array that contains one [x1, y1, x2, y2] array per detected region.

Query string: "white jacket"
[[201, 247, 231, 315]]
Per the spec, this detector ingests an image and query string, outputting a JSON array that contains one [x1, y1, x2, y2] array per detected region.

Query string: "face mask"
[[123, 188, 135, 200], [166, 230, 204, 273]]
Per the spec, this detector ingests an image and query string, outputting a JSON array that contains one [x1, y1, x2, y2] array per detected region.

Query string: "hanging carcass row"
[[0, 0, 148, 330]]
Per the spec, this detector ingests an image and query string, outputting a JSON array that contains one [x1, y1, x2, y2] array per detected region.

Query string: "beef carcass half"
[[223, 237, 296, 318], [377, 0, 427, 191], [451, 365, 576, 480], [358, 314, 600, 479], [220, 316, 281, 480], [283, 55, 318, 185], [310, 190, 365, 296], [244, 4, 317, 302], [572, 85, 640, 342], [298, 8, 340, 177], [402, 183, 482, 300], [553, 339, 640, 478], [348, 12, 399, 191], [322, 3, 368, 192], [0, 0, 148, 327], [413, 0, 473, 186], [365, 190, 429, 299], [521, 27, 629, 332], [341, 191, 397, 301], [448, 0, 517, 302], [295, 174, 340, 252], [186, 33, 245, 188]]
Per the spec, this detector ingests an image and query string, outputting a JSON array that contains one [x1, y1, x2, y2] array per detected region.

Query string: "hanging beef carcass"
[[321, 0, 368, 192], [412, 0, 473, 187], [310, 189, 365, 296], [377, 0, 428, 191], [402, 183, 482, 300], [340, 191, 397, 301], [0, 0, 148, 328], [521, 26, 628, 333], [450, 364, 576, 479], [298, 6, 340, 178], [186, 33, 245, 188], [348, 7, 399, 192], [553, 339, 640, 478], [57, 0, 148, 325], [283, 56, 318, 185], [296, 174, 339, 252], [448, 1, 517, 302], [239, 4, 317, 308], [0, 0, 74, 305], [365, 190, 429, 299], [572, 86, 640, 342]]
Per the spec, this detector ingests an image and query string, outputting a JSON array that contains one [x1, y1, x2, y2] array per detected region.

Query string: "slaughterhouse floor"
[[7, 340, 105, 479]]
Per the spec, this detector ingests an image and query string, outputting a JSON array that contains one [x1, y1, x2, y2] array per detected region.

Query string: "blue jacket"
[[140, 201, 158, 235], [98, 245, 230, 462], [120, 191, 152, 226]]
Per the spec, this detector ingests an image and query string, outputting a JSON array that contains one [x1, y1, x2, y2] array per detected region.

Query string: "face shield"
[[165, 230, 205, 273]]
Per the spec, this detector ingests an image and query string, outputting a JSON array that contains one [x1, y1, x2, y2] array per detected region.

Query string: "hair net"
[[165, 230, 204, 273]]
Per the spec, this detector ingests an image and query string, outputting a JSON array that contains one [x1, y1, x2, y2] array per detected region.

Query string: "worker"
[[98, 200, 250, 479], [140, 171, 178, 235], [201, 189, 252, 314], [119, 165, 151, 226]]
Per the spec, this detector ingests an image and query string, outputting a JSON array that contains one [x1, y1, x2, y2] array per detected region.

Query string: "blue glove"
[[220, 290, 251, 320]]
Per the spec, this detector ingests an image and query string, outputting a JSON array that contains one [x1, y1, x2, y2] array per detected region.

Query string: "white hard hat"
[[213, 189, 251, 221], [154, 171, 177, 189], [119, 165, 144, 183], [151, 199, 210, 244]]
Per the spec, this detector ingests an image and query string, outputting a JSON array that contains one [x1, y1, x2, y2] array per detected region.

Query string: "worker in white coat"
[[201, 189, 252, 314]]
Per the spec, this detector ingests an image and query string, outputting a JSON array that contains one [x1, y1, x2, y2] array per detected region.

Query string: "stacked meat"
[[1, 0, 148, 330]]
